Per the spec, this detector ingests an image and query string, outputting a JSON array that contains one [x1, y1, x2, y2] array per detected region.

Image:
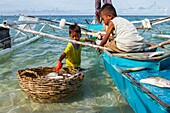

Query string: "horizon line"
[[1, 13, 169, 17]]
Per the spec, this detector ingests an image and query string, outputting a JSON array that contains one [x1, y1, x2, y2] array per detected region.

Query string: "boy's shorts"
[[104, 40, 124, 53]]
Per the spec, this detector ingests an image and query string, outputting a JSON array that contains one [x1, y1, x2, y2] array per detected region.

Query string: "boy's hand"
[[56, 61, 63, 72], [96, 45, 103, 54], [91, 40, 96, 45], [96, 48, 103, 57]]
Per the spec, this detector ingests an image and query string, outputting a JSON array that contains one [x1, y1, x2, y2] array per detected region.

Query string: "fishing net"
[[17, 66, 84, 103]]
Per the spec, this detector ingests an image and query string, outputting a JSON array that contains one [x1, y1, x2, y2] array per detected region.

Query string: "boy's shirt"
[[64, 38, 85, 68], [111, 17, 144, 52]]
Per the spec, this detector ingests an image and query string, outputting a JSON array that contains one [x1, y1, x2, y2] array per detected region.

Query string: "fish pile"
[[44, 72, 78, 79]]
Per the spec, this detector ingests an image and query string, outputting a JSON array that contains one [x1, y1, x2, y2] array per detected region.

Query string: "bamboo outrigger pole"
[[2, 21, 112, 51], [145, 40, 170, 51], [1, 21, 170, 53], [136, 16, 170, 30], [152, 16, 170, 25], [20, 14, 93, 32]]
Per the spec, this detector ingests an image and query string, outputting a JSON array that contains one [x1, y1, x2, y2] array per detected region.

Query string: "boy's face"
[[70, 32, 80, 41], [100, 11, 111, 25]]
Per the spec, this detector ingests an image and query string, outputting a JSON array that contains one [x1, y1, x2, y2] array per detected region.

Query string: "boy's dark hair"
[[99, 3, 117, 17], [69, 23, 81, 36]]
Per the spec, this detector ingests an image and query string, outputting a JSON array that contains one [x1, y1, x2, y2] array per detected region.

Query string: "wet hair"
[[99, 3, 117, 17], [69, 23, 81, 36]]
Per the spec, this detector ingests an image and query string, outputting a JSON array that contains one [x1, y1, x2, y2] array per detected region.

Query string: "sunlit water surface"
[[0, 15, 169, 113]]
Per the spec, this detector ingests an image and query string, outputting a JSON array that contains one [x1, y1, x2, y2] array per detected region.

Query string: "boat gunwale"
[[104, 49, 170, 61]]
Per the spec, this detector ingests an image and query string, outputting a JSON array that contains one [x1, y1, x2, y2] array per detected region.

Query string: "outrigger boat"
[[0, 15, 46, 55], [0, 15, 99, 56], [0, 15, 67, 56], [84, 19, 170, 113], [1, 15, 170, 113], [102, 49, 170, 113]]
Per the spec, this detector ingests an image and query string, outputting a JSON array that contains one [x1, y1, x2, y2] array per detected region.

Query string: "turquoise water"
[[0, 15, 169, 113]]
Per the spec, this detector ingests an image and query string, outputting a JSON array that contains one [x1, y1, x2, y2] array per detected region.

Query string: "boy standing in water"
[[95, 0, 112, 24], [56, 23, 95, 71], [99, 4, 144, 52]]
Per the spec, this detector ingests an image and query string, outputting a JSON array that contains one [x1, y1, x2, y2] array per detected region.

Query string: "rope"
[[104, 71, 124, 113], [154, 26, 163, 35]]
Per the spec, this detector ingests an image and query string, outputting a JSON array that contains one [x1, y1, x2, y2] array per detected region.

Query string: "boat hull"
[[102, 51, 170, 113], [0, 35, 41, 55]]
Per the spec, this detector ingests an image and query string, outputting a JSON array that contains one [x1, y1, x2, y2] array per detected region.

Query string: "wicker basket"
[[17, 66, 84, 103]]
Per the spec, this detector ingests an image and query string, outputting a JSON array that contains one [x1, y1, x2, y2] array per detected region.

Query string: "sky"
[[0, 0, 170, 15]]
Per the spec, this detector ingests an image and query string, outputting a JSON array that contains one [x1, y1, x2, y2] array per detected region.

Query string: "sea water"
[[0, 15, 169, 113]]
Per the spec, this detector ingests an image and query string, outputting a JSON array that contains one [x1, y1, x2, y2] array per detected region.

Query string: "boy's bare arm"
[[58, 52, 66, 62], [85, 38, 96, 44], [99, 22, 114, 46]]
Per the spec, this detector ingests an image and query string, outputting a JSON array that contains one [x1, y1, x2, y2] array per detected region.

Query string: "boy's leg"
[[95, 0, 101, 11], [95, 0, 101, 24], [103, 0, 112, 4], [104, 40, 125, 53]]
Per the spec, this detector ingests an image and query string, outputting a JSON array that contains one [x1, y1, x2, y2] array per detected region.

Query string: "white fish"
[[46, 72, 63, 79], [140, 77, 170, 88]]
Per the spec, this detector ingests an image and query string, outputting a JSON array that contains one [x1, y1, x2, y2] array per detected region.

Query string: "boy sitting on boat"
[[56, 23, 96, 71], [98, 4, 144, 52]]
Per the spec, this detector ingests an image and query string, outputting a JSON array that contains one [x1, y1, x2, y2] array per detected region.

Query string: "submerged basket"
[[17, 66, 84, 103]]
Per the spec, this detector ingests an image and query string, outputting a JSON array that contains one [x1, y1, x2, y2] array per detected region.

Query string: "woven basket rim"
[[17, 66, 84, 81]]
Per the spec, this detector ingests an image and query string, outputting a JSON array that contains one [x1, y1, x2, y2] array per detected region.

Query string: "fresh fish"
[[148, 52, 164, 58], [46, 72, 63, 79], [127, 67, 146, 71], [140, 77, 170, 88]]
